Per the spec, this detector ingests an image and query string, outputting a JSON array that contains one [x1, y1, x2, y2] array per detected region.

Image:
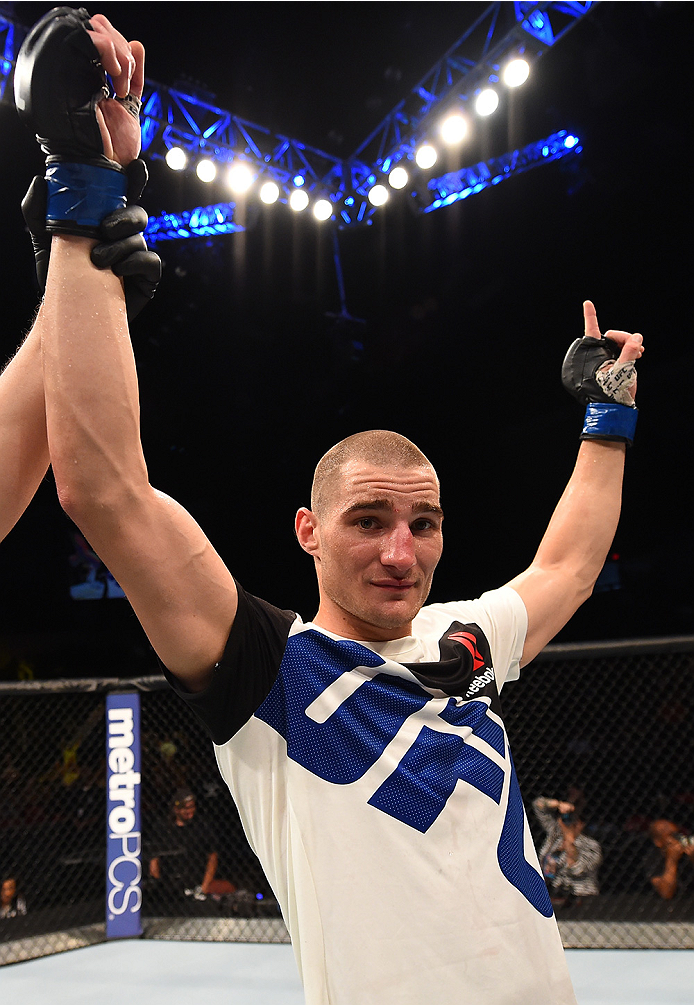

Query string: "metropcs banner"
[[105, 692, 142, 938]]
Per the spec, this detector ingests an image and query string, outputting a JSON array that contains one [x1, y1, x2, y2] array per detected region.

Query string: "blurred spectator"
[[148, 787, 234, 904], [533, 796, 602, 907], [0, 875, 27, 918], [647, 818, 694, 900]]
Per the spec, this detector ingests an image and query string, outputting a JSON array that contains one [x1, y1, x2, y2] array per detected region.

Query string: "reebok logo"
[[447, 631, 486, 671], [447, 631, 495, 696], [464, 667, 495, 697]]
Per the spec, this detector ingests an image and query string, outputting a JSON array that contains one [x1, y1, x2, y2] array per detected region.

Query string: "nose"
[[380, 523, 416, 574]]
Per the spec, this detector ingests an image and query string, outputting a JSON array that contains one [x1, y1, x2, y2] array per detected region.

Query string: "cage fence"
[[1, 636, 693, 964]]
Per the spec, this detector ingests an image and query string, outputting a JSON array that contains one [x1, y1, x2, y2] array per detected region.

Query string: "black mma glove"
[[14, 6, 132, 237], [561, 330, 638, 446], [22, 158, 162, 321]]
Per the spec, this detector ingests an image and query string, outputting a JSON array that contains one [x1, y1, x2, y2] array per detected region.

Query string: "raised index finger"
[[583, 300, 601, 340]]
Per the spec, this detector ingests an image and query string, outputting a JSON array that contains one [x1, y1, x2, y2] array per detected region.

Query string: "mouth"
[[371, 580, 417, 592]]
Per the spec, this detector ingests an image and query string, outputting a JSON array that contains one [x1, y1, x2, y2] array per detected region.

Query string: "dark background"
[[0, 2, 691, 680]]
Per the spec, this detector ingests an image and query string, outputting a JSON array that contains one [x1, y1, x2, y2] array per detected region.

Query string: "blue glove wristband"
[[45, 162, 127, 236], [581, 402, 638, 447]]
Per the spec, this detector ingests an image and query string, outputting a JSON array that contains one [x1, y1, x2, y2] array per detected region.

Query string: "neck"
[[312, 602, 412, 643]]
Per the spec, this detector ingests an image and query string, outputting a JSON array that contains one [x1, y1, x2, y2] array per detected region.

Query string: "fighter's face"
[[302, 461, 443, 641]]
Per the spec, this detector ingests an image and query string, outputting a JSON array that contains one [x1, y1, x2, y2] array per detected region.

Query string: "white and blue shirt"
[[166, 582, 577, 1005]]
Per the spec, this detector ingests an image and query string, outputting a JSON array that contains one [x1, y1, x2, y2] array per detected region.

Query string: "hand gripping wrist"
[[581, 402, 638, 447]]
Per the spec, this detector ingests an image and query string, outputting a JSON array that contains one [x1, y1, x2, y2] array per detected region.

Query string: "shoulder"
[[416, 586, 527, 632], [415, 586, 528, 687]]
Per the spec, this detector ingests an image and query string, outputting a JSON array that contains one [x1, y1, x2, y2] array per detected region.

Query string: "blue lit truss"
[[423, 129, 581, 212], [145, 201, 246, 243], [0, 13, 25, 103], [1, 3, 597, 234], [352, 1, 596, 175], [144, 129, 581, 243]]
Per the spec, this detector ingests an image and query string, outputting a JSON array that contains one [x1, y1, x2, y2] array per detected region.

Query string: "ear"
[[295, 507, 321, 558]]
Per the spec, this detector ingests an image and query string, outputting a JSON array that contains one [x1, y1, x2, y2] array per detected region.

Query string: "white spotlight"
[[503, 58, 530, 88], [226, 162, 254, 194], [196, 158, 217, 182], [388, 166, 409, 190], [475, 89, 499, 116], [165, 146, 187, 171], [259, 181, 280, 205], [367, 184, 389, 207], [415, 144, 437, 170], [313, 199, 333, 221], [289, 188, 309, 212], [440, 114, 468, 145]]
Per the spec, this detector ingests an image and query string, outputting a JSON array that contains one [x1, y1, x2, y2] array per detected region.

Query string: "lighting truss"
[[139, 84, 360, 199], [0, 13, 25, 103], [145, 201, 246, 243], [0, 3, 597, 234], [353, 2, 596, 174], [422, 129, 581, 212], [144, 129, 581, 243]]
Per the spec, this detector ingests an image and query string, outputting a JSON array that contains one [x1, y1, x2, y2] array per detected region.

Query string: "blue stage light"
[[293, 175, 305, 187], [564, 134, 579, 149], [145, 203, 246, 242]]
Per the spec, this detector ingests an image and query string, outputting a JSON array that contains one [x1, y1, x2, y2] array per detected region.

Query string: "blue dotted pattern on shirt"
[[254, 630, 431, 784], [438, 696, 505, 756], [254, 629, 553, 918], [368, 719, 505, 832], [497, 753, 554, 917]]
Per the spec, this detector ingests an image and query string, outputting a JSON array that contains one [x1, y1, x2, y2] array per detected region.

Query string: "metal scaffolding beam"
[[143, 129, 581, 243], [351, 2, 596, 173]]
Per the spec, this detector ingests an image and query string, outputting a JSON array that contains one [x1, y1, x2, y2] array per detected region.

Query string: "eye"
[[356, 517, 377, 530], [412, 518, 439, 532]]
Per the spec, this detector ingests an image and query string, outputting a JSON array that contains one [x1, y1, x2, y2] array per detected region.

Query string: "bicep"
[[506, 563, 592, 666], [82, 487, 237, 688]]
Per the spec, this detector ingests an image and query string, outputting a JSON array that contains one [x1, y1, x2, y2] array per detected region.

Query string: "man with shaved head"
[[9, 10, 647, 1005]]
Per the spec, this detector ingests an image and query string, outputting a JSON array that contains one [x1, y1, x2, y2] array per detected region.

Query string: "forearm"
[[41, 234, 149, 529], [651, 860, 679, 900], [0, 318, 50, 543], [201, 852, 218, 892], [509, 439, 625, 659], [532, 439, 625, 586]]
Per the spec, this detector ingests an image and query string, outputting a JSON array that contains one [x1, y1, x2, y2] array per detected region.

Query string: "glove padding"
[[14, 5, 110, 166], [561, 335, 636, 408], [15, 6, 129, 236], [22, 158, 161, 322]]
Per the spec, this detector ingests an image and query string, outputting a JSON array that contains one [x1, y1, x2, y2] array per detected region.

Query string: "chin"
[[361, 599, 424, 633]]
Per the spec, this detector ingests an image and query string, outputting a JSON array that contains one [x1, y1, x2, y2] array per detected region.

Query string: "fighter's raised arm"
[[17, 10, 237, 688], [506, 300, 643, 665], [0, 323, 49, 545], [1, 11, 158, 547]]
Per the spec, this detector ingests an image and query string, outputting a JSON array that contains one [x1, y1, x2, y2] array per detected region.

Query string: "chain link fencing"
[[2, 636, 694, 964]]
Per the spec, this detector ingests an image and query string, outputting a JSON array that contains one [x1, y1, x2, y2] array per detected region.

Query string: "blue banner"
[[105, 692, 142, 938]]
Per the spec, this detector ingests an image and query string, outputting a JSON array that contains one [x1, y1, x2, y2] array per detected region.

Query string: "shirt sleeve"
[[160, 580, 296, 745], [475, 586, 527, 688]]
